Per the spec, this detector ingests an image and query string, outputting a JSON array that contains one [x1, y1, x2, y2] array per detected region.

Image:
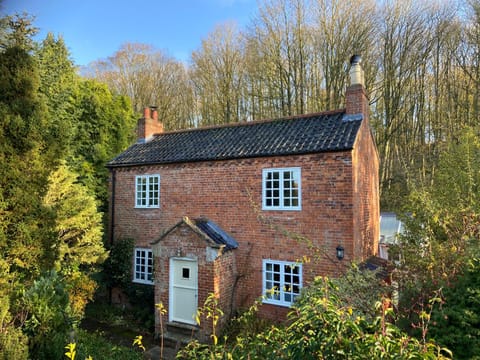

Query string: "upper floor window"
[[135, 175, 160, 208], [262, 259, 302, 307], [133, 248, 153, 285], [262, 168, 301, 210]]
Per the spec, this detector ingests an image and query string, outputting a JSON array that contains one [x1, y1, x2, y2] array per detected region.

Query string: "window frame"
[[135, 174, 160, 208], [262, 167, 301, 210], [262, 259, 302, 307], [133, 247, 154, 285]]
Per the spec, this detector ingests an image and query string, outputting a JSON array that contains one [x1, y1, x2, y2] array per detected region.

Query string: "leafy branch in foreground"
[[178, 277, 451, 359]]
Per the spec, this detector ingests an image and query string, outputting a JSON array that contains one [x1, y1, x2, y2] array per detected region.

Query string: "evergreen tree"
[[36, 33, 78, 162], [71, 79, 135, 210], [43, 162, 107, 271], [0, 40, 54, 278]]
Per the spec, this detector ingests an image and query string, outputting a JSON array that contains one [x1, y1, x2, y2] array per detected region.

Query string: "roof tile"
[[107, 111, 362, 167]]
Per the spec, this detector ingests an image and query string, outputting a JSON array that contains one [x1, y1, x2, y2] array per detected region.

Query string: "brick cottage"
[[106, 56, 379, 340]]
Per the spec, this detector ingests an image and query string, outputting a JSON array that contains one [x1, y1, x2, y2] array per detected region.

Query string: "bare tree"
[[313, 0, 377, 110], [245, 0, 313, 118], [190, 22, 246, 125], [87, 43, 195, 130]]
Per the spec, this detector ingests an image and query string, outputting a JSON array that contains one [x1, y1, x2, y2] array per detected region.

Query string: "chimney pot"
[[138, 105, 163, 142], [150, 106, 158, 121], [143, 107, 150, 119], [350, 54, 362, 65], [349, 54, 364, 86], [346, 54, 368, 116]]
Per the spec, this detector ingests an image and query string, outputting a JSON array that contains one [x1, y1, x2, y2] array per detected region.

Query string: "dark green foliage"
[[102, 238, 154, 329], [395, 127, 480, 339], [74, 329, 142, 360], [22, 271, 74, 360], [428, 258, 480, 359], [36, 33, 78, 162], [70, 79, 136, 211], [0, 46, 45, 153], [124, 284, 155, 330], [103, 238, 134, 290]]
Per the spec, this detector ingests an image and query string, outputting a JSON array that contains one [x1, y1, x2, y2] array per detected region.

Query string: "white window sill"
[[262, 206, 302, 211], [262, 299, 294, 307], [132, 279, 154, 285]]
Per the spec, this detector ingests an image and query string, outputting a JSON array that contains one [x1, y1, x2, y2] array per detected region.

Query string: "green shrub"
[[0, 296, 28, 360], [428, 257, 480, 359], [102, 238, 134, 290], [74, 329, 142, 360], [178, 277, 452, 359], [102, 238, 154, 330], [22, 270, 74, 360]]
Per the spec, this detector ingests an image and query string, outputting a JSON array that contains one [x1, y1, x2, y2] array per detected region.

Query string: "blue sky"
[[2, 0, 257, 65]]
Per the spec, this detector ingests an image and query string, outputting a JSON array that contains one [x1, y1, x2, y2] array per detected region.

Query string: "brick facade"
[[151, 219, 236, 340], [107, 59, 379, 338], [109, 142, 378, 328]]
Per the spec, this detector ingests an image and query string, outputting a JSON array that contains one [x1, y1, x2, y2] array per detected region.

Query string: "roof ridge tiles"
[[152, 109, 346, 138]]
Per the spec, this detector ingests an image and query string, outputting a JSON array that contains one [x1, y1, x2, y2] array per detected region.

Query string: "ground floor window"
[[262, 259, 302, 306], [133, 248, 153, 284]]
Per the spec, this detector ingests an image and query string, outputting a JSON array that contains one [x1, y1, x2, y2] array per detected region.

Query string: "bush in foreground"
[[178, 277, 451, 359]]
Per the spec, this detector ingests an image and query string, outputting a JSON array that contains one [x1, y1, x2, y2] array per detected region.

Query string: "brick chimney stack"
[[137, 106, 163, 143], [345, 55, 368, 116]]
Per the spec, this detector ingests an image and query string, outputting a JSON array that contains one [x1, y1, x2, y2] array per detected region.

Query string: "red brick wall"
[[137, 107, 163, 142], [214, 250, 236, 322], [110, 149, 377, 320], [153, 221, 236, 339], [346, 84, 368, 116], [352, 119, 380, 260]]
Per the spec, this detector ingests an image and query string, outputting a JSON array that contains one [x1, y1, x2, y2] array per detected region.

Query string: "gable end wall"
[[352, 119, 380, 259]]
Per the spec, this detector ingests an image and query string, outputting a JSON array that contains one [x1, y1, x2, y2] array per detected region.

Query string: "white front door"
[[169, 258, 198, 325]]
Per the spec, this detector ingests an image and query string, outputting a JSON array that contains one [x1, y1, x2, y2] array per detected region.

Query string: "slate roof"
[[359, 256, 395, 282], [151, 216, 238, 252], [107, 111, 363, 168], [195, 218, 239, 250]]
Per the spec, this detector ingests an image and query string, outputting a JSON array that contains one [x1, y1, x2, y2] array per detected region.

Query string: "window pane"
[[263, 260, 302, 306], [134, 249, 153, 283], [263, 169, 300, 209]]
